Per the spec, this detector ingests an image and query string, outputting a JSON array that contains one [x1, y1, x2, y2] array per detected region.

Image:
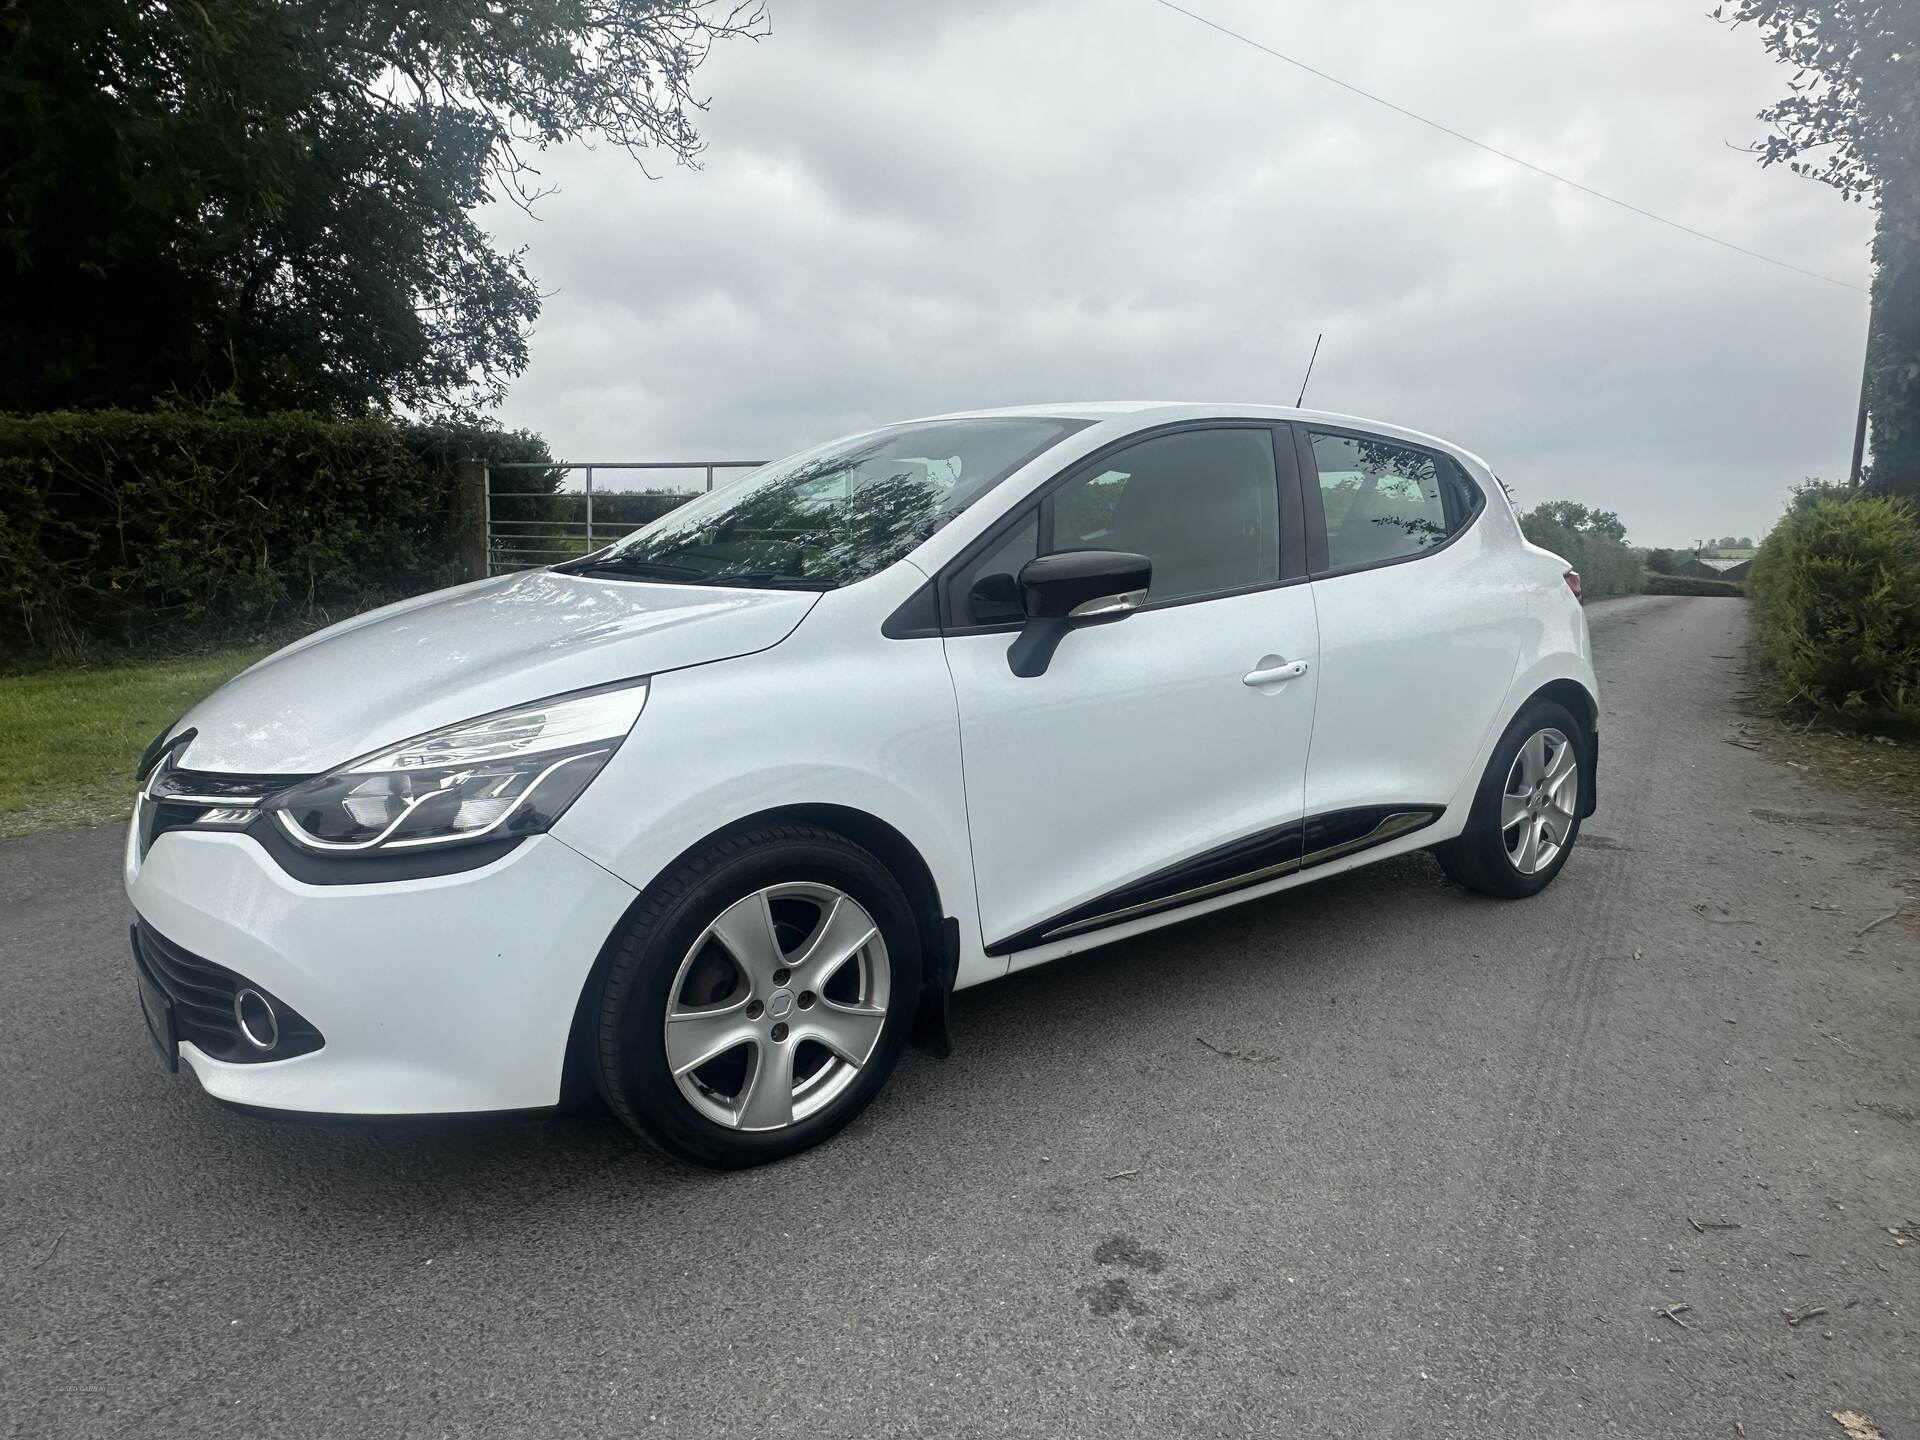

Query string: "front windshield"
[[559, 417, 1086, 590]]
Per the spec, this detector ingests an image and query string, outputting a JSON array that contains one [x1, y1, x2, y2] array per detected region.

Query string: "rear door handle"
[[1243, 659, 1309, 686]]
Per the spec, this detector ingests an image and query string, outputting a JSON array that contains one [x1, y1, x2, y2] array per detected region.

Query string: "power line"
[[1149, 0, 1868, 295]]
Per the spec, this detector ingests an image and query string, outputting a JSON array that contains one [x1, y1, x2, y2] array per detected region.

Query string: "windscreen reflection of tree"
[[824, 470, 941, 582], [609, 444, 942, 584]]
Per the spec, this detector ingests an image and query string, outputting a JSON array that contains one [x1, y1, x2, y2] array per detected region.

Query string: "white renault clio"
[[127, 403, 1597, 1167]]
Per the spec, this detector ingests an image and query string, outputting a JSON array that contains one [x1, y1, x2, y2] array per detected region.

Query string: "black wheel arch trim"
[[1510, 678, 1599, 820], [560, 802, 961, 1099]]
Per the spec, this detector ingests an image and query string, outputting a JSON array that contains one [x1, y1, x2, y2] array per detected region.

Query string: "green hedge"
[[1643, 572, 1745, 597], [0, 410, 547, 662], [1749, 485, 1920, 735], [1517, 508, 1645, 599]]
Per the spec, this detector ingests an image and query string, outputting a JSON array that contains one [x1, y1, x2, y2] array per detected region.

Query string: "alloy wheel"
[[1501, 727, 1578, 875], [663, 882, 891, 1131]]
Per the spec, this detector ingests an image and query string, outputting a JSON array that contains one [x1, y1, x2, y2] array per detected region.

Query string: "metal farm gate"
[[482, 460, 765, 576]]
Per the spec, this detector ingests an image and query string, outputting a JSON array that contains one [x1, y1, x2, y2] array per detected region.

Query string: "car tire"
[[1435, 700, 1587, 899], [590, 823, 922, 1169]]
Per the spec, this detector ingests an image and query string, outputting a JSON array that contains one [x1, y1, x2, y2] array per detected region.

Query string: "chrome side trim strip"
[[1040, 854, 1304, 943], [1036, 810, 1436, 946], [1299, 810, 1434, 868]]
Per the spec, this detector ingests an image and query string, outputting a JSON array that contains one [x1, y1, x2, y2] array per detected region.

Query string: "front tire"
[[590, 824, 922, 1168], [1436, 701, 1586, 899]]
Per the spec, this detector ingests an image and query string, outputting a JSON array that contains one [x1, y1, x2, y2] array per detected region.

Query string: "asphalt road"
[[3, 596, 1916, 1440]]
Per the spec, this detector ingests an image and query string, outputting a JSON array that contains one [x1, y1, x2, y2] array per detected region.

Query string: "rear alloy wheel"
[[1436, 701, 1586, 899], [591, 825, 920, 1168], [1500, 727, 1578, 876]]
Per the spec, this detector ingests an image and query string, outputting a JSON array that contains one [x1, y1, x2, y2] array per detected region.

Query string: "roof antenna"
[[1294, 332, 1323, 408]]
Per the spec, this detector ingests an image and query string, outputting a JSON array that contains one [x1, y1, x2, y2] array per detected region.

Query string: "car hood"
[[173, 570, 821, 774]]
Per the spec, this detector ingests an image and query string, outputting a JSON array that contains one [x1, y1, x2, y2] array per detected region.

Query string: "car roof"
[[905, 401, 1488, 473]]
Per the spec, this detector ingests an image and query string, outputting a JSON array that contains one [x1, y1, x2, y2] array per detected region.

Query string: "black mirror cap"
[[1017, 550, 1152, 620]]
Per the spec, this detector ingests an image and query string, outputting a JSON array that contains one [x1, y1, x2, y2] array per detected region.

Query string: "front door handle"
[[1243, 658, 1309, 686]]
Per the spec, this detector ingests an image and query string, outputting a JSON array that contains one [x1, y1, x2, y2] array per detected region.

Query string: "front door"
[[940, 423, 1321, 958]]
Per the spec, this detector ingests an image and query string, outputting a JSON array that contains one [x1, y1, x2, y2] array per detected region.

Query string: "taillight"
[[1563, 569, 1582, 600]]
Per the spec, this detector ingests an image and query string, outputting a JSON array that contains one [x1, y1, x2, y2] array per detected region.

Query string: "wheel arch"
[[558, 803, 959, 1108], [1513, 677, 1599, 819]]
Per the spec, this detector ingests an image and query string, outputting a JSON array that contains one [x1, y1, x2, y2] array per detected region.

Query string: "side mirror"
[[1007, 549, 1151, 678]]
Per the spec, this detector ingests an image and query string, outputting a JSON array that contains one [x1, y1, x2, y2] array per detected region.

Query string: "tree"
[[1646, 547, 1683, 575], [1527, 500, 1628, 544], [1720, 2, 1920, 496], [1518, 501, 1643, 598], [0, 1, 762, 416]]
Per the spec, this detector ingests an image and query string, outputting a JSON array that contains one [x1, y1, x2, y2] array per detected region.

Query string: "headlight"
[[267, 682, 648, 854]]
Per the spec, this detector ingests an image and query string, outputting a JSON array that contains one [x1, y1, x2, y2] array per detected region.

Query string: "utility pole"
[[1848, 317, 1870, 486]]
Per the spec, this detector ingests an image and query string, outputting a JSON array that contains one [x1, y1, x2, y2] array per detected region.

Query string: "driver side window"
[[1051, 428, 1280, 604], [948, 427, 1283, 626]]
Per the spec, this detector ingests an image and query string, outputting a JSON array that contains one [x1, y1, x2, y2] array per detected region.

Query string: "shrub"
[[1748, 484, 1920, 734], [0, 409, 547, 662], [1643, 572, 1745, 597], [1644, 547, 1685, 575], [1517, 502, 1646, 599]]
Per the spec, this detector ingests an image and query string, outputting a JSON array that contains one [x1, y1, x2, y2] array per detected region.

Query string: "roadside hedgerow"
[[1748, 483, 1920, 736], [1643, 572, 1745, 597], [0, 409, 548, 663]]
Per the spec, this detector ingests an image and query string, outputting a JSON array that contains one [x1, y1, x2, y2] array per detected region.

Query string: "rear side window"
[[1309, 431, 1476, 571]]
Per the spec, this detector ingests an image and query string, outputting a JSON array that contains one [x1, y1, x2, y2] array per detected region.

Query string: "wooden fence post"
[[453, 458, 489, 581]]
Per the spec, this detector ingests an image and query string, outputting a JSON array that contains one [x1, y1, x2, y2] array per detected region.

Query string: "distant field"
[[0, 647, 270, 837]]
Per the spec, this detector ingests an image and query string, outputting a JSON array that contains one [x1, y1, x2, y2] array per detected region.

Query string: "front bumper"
[[125, 825, 637, 1115]]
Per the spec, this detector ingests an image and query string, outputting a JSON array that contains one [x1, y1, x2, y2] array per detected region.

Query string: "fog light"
[[233, 988, 279, 1051]]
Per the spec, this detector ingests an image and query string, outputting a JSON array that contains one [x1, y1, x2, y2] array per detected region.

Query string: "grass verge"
[[0, 646, 272, 838]]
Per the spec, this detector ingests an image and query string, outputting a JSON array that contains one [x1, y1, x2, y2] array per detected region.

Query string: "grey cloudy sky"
[[486, 0, 1874, 548]]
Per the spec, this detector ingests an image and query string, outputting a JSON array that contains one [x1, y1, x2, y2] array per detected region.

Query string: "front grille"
[[136, 766, 309, 859], [133, 922, 324, 1064]]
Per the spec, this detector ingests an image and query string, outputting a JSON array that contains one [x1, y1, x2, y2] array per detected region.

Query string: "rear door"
[[1295, 424, 1522, 824], [940, 422, 1321, 956]]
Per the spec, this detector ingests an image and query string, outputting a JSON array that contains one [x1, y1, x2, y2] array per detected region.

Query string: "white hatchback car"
[[127, 403, 1598, 1167]]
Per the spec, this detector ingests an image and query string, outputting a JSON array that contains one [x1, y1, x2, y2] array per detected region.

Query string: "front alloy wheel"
[[591, 824, 921, 1168], [665, 883, 891, 1131]]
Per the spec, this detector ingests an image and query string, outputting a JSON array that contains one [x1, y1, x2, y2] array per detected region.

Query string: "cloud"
[[486, 0, 1873, 545]]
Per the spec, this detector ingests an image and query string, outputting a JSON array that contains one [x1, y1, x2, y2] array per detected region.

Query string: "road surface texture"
[[2, 596, 1915, 1439]]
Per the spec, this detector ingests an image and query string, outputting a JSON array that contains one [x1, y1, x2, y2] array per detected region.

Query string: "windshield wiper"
[[552, 555, 707, 581], [702, 573, 835, 591], [554, 556, 833, 590]]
